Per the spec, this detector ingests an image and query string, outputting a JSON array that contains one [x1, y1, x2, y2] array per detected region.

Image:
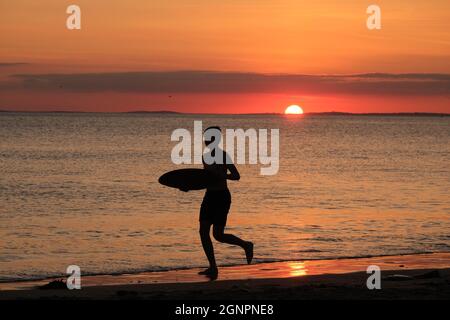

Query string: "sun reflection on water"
[[288, 262, 307, 277]]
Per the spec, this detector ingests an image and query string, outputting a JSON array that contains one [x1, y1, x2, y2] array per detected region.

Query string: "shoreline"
[[1, 251, 447, 285], [1, 252, 449, 300]]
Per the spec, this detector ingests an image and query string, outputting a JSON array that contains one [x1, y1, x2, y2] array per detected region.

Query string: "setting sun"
[[284, 105, 304, 115]]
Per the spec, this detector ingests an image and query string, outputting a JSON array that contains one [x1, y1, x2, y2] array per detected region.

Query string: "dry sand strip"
[[0, 253, 449, 300]]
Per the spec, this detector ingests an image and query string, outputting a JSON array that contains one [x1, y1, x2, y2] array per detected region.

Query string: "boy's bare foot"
[[245, 241, 254, 264], [198, 267, 218, 280]]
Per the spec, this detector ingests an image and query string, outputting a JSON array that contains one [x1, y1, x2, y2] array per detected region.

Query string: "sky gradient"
[[1, 0, 449, 113]]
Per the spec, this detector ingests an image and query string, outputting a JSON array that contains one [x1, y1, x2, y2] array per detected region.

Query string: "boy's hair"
[[204, 126, 221, 133]]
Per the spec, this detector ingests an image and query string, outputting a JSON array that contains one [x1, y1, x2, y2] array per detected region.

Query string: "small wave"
[[308, 237, 343, 242]]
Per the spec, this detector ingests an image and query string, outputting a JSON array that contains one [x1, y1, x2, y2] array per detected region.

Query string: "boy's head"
[[204, 126, 221, 146]]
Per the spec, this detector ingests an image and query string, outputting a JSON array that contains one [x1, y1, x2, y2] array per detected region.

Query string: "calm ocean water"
[[0, 113, 449, 281]]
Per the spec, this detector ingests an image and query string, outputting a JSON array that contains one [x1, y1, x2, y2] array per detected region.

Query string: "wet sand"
[[0, 253, 449, 300]]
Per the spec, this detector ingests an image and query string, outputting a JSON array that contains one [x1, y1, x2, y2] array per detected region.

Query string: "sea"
[[0, 112, 449, 281]]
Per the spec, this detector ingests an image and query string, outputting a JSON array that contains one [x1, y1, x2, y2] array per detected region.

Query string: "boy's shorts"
[[199, 189, 231, 226]]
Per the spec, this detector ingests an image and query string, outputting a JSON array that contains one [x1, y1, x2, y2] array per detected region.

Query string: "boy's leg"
[[199, 220, 217, 270], [212, 224, 254, 264]]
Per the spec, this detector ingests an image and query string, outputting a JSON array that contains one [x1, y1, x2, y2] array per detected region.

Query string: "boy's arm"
[[226, 163, 240, 181]]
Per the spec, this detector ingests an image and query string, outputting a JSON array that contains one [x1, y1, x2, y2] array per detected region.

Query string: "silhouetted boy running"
[[196, 126, 253, 279]]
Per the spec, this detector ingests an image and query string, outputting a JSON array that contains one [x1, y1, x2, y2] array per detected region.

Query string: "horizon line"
[[0, 109, 449, 116]]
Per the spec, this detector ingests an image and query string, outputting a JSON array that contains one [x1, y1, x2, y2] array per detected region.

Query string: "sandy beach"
[[1, 253, 448, 300]]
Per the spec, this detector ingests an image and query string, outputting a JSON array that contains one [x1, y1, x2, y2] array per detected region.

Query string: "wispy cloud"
[[0, 62, 30, 67], [6, 71, 450, 96]]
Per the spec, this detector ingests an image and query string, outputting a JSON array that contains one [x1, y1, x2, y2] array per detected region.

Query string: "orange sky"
[[0, 0, 449, 113]]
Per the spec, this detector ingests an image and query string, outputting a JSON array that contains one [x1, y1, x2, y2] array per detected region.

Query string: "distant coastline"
[[0, 109, 449, 117]]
